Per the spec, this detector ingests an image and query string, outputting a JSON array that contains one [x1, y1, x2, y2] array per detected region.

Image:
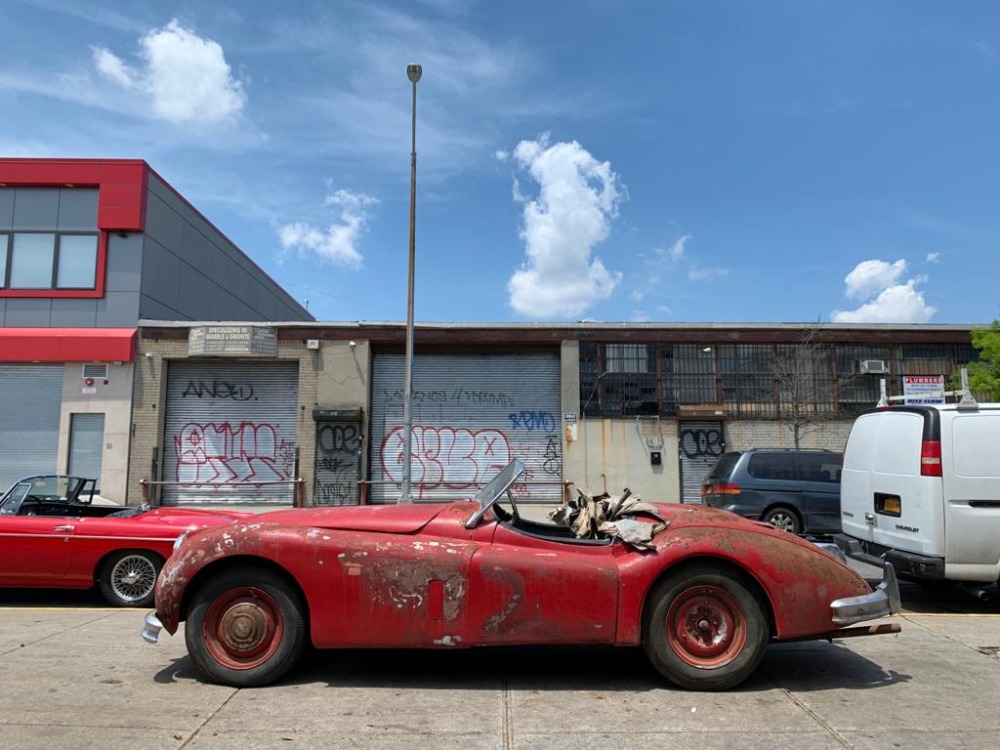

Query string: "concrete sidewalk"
[[0, 600, 998, 749]]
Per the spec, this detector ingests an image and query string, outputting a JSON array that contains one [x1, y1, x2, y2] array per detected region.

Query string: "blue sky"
[[2, 0, 998, 324]]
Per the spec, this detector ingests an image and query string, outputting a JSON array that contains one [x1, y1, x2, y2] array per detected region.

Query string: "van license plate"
[[875, 493, 901, 516]]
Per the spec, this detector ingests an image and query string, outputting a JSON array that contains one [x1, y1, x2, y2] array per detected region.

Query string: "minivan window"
[[747, 453, 796, 480], [707, 453, 740, 480], [796, 454, 842, 483]]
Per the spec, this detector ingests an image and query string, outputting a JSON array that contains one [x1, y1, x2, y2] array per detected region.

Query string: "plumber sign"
[[902, 375, 945, 405]]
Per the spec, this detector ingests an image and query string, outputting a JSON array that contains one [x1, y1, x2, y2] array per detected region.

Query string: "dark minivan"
[[700, 449, 843, 535]]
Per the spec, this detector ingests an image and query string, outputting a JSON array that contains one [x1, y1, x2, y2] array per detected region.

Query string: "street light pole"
[[399, 63, 422, 504]]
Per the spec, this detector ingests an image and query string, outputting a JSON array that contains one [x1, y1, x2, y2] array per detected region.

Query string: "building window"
[[55, 235, 98, 288], [1, 232, 99, 290]]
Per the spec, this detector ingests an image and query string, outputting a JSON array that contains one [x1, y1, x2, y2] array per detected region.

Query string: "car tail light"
[[920, 440, 942, 477], [702, 483, 741, 497]]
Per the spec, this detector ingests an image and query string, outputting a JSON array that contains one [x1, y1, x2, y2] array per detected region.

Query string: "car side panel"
[[614, 525, 872, 644], [798, 480, 841, 534], [301, 530, 481, 649], [468, 524, 619, 645], [0, 516, 75, 583]]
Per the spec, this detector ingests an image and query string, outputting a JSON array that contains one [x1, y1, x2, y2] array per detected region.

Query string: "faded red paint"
[[153, 497, 891, 655]]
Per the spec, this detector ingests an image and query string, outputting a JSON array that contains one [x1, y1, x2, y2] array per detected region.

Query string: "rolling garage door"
[[161, 361, 299, 505], [678, 420, 726, 504], [370, 353, 562, 504], [0, 365, 63, 490]]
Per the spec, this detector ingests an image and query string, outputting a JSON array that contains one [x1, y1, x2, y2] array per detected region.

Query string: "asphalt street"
[[0, 576, 998, 750]]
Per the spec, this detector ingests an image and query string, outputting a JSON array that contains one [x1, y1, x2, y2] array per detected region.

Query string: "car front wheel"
[[185, 567, 306, 688], [99, 550, 162, 607], [643, 565, 769, 690]]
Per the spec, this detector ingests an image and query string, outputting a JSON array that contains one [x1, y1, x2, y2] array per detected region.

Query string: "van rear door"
[[869, 410, 945, 557], [841, 412, 879, 543]]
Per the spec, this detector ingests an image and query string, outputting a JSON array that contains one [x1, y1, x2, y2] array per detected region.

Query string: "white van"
[[835, 402, 1000, 587]]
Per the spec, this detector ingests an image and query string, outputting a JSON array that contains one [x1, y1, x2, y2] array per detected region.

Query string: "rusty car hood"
[[252, 503, 454, 535]]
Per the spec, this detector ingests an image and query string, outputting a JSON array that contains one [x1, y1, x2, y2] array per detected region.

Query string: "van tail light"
[[920, 440, 942, 477], [702, 483, 741, 497]]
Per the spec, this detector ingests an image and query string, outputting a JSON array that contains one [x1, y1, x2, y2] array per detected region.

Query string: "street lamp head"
[[407, 64, 422, 83]]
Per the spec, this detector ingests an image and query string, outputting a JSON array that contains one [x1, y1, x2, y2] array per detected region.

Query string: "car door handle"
[[54, 525, 75, 532]]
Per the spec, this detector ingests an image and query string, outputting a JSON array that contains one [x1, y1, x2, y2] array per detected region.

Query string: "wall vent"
[[82, 363, 109, 380]]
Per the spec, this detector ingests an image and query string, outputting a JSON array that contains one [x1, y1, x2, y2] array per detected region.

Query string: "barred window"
[[580, 339, 975, 419]]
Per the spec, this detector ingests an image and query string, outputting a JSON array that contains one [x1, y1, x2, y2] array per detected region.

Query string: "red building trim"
[[0, 328, 136, 363], [0, 159, 147, 299]]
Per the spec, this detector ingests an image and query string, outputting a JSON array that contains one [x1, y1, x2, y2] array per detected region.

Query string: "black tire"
[[643, 565, 769, 691], [185, 567, 306, 688], [762, 507, 802, 535], [99, 550, 163, 607]]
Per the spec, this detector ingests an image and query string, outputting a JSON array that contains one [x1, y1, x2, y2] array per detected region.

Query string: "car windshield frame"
[[0, 483, 32, 516], [464, 458, 525, 529]]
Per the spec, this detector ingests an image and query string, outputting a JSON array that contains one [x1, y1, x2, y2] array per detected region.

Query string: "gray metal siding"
[[161, 361, 299, 505], [140, 174, 311, 322], [0, 365, 63, 489], [370, 353, 562, 504], [678, 421, 727, 504]]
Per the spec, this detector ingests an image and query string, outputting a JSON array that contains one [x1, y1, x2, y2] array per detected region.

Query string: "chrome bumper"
[[141, 611, 163, 644], [830, 561, 901, 625]]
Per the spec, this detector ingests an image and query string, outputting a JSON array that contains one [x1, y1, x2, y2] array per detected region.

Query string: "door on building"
[[0, 365, 63, 490], [68, 413, 105, 490], [369, 353, 563, 504], [161, 361, 300, 506], [313, 411, 363, 506], [678, 420, 727, 504]]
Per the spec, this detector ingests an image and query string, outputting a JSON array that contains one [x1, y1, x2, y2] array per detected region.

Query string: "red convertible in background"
[[0, 475, 250, 606], [143, 459, 901, 691]]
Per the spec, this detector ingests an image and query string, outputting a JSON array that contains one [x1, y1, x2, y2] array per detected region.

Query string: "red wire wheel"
[[202, 586, 285, 670], [664, 585, 747, 668]]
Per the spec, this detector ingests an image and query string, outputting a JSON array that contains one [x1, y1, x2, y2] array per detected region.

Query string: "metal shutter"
[[678, 421, 726, 504], [68, 413, 105, 490], [0, 365, 63, 490], [370, 353, 562, 504], [162, 361, 299, 505]]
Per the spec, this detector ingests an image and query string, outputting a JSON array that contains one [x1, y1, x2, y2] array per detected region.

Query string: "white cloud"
[[92, 20, 247, 126], [506, 134, 625, 318], [925, 251, 941, 263], [843, 259, 907, 301], [832, 258, 936, 323], [277, 189, 379, 269], [664, 234, 689, 262], [688, 265, 729, 282]]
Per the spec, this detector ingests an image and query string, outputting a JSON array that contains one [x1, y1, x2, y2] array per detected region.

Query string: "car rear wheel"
[[762, 507, 802, 534], [185, 567, 306, 688], [99, 550, 162, 607], [643, 565, 768, 690]]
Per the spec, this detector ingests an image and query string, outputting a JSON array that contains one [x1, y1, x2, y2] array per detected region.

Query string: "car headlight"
[[172, 531, 189, 553]]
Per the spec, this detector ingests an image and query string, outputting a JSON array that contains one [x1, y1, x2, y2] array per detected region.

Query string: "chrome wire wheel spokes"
[[665, 585, 748, 668], [110, 554, 158, 603]]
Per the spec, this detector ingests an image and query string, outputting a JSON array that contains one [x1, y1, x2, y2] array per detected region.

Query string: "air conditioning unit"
[[859, 360, 888, 375], [82, 363, 109, 380]]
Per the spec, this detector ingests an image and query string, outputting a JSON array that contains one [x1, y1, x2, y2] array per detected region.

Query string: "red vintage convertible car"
[[143, 459, 901, 690], [0, 474, 250, 606]]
